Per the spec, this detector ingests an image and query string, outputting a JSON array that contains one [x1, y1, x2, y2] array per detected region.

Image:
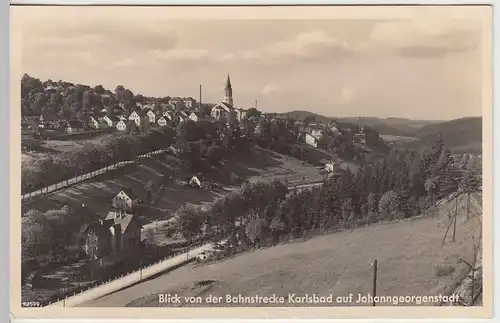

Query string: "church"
[[211, 74, 247, 123]]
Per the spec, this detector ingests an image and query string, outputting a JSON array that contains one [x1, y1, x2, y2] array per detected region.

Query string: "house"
[[179, 111, 188, 118], [112, 188, 139, 213], [163, 111, 172, 121], [145, 109, 156, 124], [305, 133, 318, 148], [39, 114, 66, 130], [211, 102, 236, 123], [183, 97, 197, 109], [65, 120, 85, 134], [80, 211, 142, 260], [169, 97, 183, 106], [309, 125, 324, 139], [235, 108, 247, 121], [116, 120, 127, 131], [353, 133, 366, 145], [325, 160, 361, 176], [189, 112, 201, 122], [103, 115, 121, 127], [157, 116, 168, 127], [89, 116, 108, 129], [128, 111, 142, 127]]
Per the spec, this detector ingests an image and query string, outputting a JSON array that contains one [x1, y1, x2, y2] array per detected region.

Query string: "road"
[[21, 149, 166, 200], [46, 241, 217, 308]]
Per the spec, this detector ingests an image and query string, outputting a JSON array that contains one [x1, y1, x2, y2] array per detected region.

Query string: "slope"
[[81, 196, 482, 308], [416, 117, 482, 153]]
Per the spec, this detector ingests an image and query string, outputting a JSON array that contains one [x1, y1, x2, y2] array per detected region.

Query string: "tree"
[[245, 218, 269, 249], [378, 190, 402, 220], [145, 180, 155, 203], [424, 177, 440, 206], [177, 205, 203, 240], [21, 210, 53, 261], [246, 108, 261, 119], [93, 85, 105, 94], [303, 115, 316, 126]]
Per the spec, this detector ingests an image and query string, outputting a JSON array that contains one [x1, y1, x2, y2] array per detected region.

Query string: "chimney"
[[199, 84, 202, 111], [255, 100, 258, 110]]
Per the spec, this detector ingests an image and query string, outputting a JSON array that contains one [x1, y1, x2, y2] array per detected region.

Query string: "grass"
[[78, 206, 482, 308], [21, 134, 118, 169], [22, 146, 323, 227]]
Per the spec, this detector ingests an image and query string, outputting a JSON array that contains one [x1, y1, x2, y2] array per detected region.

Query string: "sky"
[[12, 6, 489, 120]]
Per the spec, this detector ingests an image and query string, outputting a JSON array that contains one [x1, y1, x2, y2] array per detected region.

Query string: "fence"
[[21, 149, 168, 200], [41, 239, 213, 307]]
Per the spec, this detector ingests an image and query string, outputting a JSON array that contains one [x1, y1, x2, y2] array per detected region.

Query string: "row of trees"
[[21, 205, 88, 265], [21, 127, 176, 193], [21, 74, 203, 120], [177, 136, 482, 250]]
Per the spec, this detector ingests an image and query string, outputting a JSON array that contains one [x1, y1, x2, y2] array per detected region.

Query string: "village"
[[20, 70, 483, 311], [21, 74, 381, 306]]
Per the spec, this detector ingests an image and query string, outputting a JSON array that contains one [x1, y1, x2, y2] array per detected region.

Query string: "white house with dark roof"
[[183, 97, 197, 109], [80, 210, 142, 260], [189, 112, 201, 122], [128, 111, 142, 127], [112, 188, 139, 212], [157, 116, 168, 127], [65, 120, 85, 134], [145, 109, 156, 124], [305, 133, 319, 148], [89, 116, 109, 129], [235, 108, 247, 121], [116, 120, 127, 131], [163, 111, 172, 121], [104, 115, 121, 127]]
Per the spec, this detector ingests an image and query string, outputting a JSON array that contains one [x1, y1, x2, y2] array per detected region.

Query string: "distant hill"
[[275, 111, 481, 152], [278, 111, 426, 137], [415, 117, 482, 153], [278, 110, 334, 124], [338, 117, 443, 137]]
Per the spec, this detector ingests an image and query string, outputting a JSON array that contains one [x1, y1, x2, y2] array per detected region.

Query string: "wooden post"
[[372, 260, 378, 307], [466, 192, 471, 219], [452, 195, 458, 242], [442, 212, 455, 245]]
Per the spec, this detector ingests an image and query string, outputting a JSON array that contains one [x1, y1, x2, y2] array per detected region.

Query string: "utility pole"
[[372, 260, 378, 307], [199, 84, 202, 112]]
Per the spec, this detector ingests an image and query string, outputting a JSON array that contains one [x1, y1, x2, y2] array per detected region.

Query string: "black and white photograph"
[[11, 4, 492, 318]]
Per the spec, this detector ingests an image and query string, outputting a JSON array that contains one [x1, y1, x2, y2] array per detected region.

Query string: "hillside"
[[416, 117, 482, 153], [278, 110, 334, 124], [277, 111, 439, 138], [81, 196, 482, 308]]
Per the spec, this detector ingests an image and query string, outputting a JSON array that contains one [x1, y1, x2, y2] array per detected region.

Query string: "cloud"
[[262, 83, 282, 96], [369, 18, 480, 57], [215, 19, 481, 63], [340, 87, 356, 102], [23, 20, 179, 52], [267, 31, 360, 61], [153, 48, 210, 62], [218, 31, 361, 64]]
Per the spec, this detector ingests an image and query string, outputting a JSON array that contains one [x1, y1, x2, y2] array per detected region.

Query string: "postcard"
[[9, 4, 493, 320]]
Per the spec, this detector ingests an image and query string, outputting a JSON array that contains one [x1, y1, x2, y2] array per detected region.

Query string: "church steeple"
[[223, 74, 233, 106], [225, 74, 232, 90]]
